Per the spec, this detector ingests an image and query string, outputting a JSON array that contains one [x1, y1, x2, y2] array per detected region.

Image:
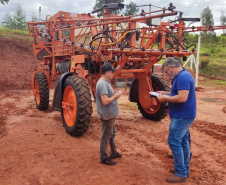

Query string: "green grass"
[[0, 27, 32, 41], [189, 43, 226, 79], [121, 102, 138, 110], [213, 80, 226, 86], [198, 79, 226, 89]]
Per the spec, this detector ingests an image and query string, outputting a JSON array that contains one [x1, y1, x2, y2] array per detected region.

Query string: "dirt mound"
[[0, 37, 35, 91]]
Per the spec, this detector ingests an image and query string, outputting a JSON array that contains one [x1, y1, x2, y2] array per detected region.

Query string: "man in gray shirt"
[[96, 63, 122, 165]]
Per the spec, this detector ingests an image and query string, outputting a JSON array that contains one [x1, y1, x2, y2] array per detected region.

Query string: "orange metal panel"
[[71, 55, 86, 64]]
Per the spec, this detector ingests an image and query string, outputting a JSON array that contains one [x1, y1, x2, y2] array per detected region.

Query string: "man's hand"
[[101, 92, 121, 106], [157, 91, 170, 96], [114, 92, 121, 99], [157, 94, 166, 102], [157, 90, 189, 103]]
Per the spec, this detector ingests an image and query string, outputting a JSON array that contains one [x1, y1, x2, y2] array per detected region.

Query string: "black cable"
[[150, 4, 164, 9], [136, 4, 163, 9], [175, 21, 195, 47], [82, 28, 92, 54], [119, 31, 137, 50], [89, 36, 117, 54]]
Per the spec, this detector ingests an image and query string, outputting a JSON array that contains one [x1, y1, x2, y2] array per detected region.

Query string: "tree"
[[2, 13, 14, 29], [13, 6, 26, 30], [220, 10, 226, 47], [2, 6, 26, 30], [124, 2, 139, 16], [93, 0, 125, 15], [201, 6, 214, 45], [0, 0, 9, 5], [201, 6, 214, 27]]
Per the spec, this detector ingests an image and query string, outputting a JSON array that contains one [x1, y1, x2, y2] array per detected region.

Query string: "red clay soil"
[[222, 106, 226, 113], [0, 89, 226, 185], [0, 37, 226, 185], [0, 37, 35, 91]]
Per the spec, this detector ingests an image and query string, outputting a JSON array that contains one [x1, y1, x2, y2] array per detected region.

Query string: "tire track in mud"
[[0, 100, 12, 138], [116, 116, 226, 185], [0, 91, 33, 138], [190, 155, 226, 185], [0, 110, 8, 138], [192, 120, 226, 142], [115, 120, 172, 170], [190, 120, 226, 185]]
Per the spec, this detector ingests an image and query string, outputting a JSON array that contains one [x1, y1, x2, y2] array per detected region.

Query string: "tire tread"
[[34, 73, 49, 111], [62, 76, 92, 137]]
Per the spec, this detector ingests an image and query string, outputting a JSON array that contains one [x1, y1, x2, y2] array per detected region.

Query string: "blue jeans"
[[168, 117, 195, 178]]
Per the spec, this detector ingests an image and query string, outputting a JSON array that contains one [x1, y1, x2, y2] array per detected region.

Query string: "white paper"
[[149, 92, 160, 97], [149, 92, 169, 97]]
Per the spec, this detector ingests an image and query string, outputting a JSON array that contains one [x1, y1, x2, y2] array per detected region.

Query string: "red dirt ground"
[[0, 37, 226, 185], [0, 37, 35, 91]]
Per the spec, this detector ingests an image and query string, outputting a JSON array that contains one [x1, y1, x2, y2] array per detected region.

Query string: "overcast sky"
[[0, 0, 226, 34]]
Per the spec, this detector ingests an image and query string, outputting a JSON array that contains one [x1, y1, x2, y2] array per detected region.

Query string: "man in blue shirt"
[[158, 57, 196, 183]]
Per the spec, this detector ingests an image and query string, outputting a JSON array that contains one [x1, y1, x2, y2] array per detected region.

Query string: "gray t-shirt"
[[96, 78, 119, 120]]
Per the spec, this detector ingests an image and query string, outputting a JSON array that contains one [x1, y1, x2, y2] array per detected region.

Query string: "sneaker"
[[110, 152, 122, 159], [166, 174, 187, 183], [100, 157, 117, 166]]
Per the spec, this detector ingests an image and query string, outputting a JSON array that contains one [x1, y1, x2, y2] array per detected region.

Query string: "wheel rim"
[[63, 86, 77, 127], [35, 79, 40, 105], [143, 83, 161, 114]]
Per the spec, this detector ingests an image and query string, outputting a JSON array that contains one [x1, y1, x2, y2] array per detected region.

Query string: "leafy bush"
[[210, 47, 216, 54], [200, 57, 209, 69], [200, 53, 210, 57], [199, 63, 226, 78]]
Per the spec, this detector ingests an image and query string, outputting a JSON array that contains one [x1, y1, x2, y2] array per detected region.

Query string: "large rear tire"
[[62, 76, 92, 137], [137, 74, 170, 121], [34, 72, 49, 110]]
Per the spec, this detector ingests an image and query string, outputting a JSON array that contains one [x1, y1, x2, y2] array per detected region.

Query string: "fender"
[[52, 72, 73, 111], [129, 78, 138, 103]]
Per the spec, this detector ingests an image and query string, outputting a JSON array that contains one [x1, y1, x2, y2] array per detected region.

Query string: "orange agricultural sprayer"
[[27, 2, 226, 136]]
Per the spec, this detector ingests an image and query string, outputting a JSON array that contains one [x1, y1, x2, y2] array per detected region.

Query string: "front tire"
[[137, 74, 170, 121], [62, 76, 92, 136]]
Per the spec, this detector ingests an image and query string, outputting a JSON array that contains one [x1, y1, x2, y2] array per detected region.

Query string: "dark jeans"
[[168, 117, 195, 178], [188, 131, 192, 161], [100, 118, 118, 162]]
